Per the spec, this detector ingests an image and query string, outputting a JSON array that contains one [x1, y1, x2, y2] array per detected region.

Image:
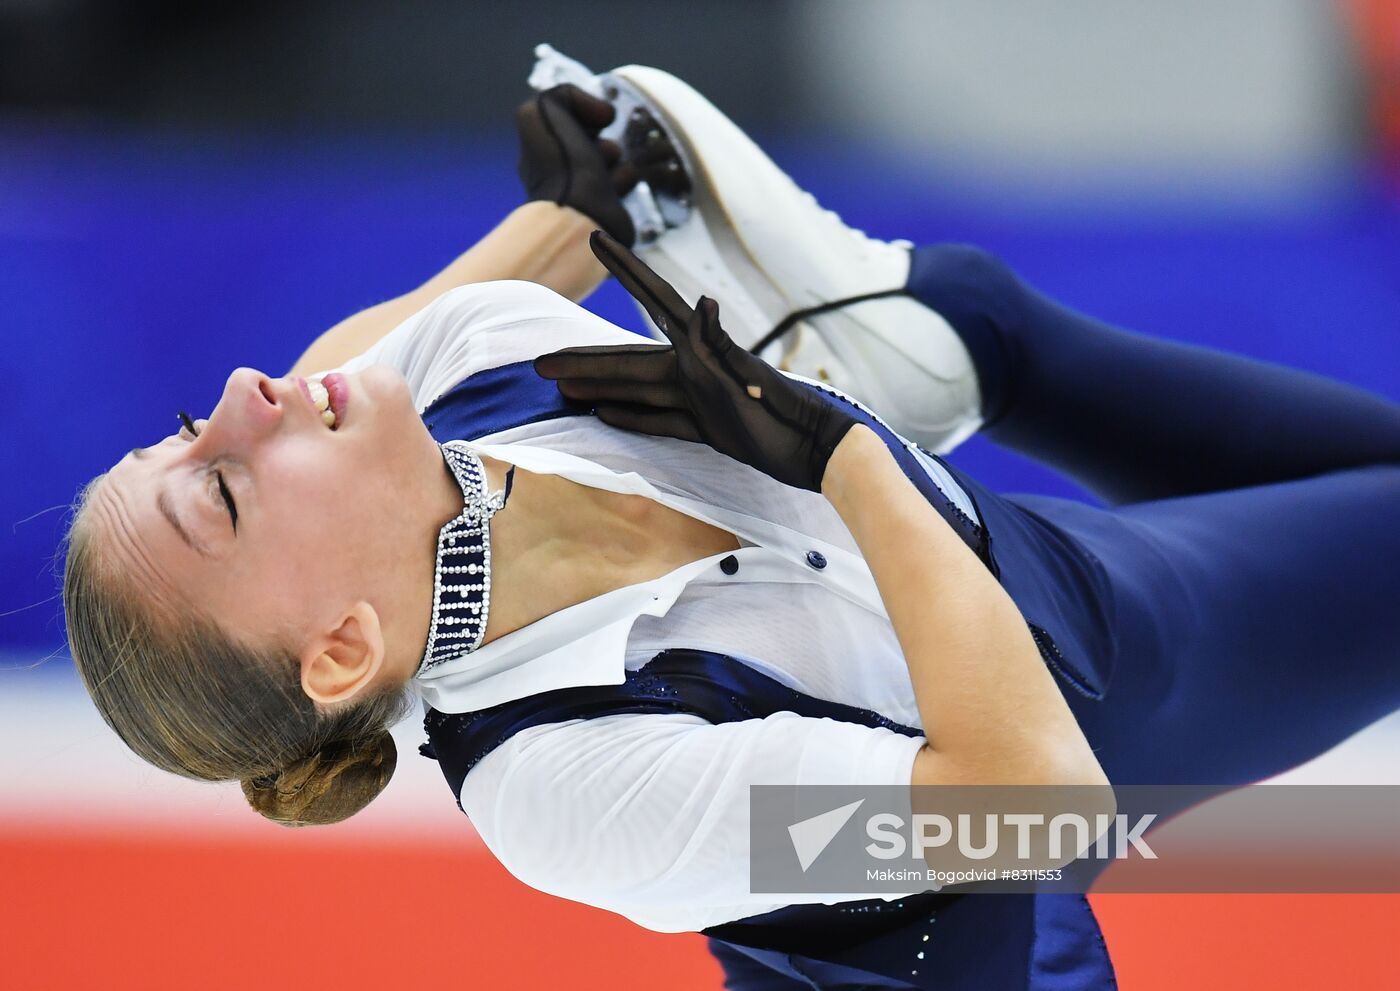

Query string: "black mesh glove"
[[617, 104, 692, 201], [516, 85, 690, 247], [534, 231, 859, 491], [516, 84, 636, 244]]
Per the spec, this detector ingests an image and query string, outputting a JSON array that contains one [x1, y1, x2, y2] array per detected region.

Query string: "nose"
[[200, 367, 284, 453]]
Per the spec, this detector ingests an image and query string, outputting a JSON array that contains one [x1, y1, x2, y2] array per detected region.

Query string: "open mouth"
[[298, 374, 346, 430]]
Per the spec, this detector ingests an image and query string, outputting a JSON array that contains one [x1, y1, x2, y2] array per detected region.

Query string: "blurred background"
[[3, 1, 1399, 987]]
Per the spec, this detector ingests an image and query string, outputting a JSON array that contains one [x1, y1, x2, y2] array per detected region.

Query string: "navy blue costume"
[[419, 245, 1400, 989]]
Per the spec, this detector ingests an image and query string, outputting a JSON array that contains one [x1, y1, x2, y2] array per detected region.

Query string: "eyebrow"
[[128, 442, 217, 555], [156, 489, 211, 558]]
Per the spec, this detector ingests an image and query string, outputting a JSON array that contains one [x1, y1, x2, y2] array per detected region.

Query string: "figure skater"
[[61, 66, 1400, 990]]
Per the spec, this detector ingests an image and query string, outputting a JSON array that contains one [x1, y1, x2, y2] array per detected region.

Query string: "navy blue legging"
[[908, 244, 1400, 788]]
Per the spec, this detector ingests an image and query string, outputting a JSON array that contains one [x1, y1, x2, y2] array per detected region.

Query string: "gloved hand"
[[534, 231, 859, 491], [516, 85, 689, 246]]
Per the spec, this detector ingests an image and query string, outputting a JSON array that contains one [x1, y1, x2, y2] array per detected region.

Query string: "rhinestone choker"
[[417, 441, 516, 675]]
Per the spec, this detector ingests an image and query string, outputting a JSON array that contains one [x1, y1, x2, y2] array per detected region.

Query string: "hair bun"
[[241, 731, 397, 828]]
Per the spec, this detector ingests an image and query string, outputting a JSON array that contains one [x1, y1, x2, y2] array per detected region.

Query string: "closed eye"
[[215, 471, 238, 533], [179, 409, 237, 534]]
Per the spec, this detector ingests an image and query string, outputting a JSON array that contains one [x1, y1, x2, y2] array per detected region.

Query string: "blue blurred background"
[[3, 0, 1400, 657], [5, 5, 1400, 989]]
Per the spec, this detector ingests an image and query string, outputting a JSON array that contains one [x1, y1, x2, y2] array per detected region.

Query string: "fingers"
[[547, 83, 616, 133], [676, 295, 733, 360], [594, 403, 705, 443], [610, 161, 641, 196], [689, 295, 775, 400], [628, 139, 689, 198], [588, 230, 694, 340], [597, 138, 622, 168], [695, 296, 727, 349], [629, 130, 680, 167], [600, 138, 644, 197], [622, 107, 690, 198], [516, 85, 618, 162], [641, 158, 690, 199], [533, 343, 675, 383], [557, 378, 687, 408], [515, 95, 561, 171]]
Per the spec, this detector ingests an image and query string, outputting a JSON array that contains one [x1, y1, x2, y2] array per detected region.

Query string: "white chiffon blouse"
[[334, 280, 966, 933]]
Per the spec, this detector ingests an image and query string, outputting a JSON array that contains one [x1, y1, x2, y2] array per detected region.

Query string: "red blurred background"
[[6, 825, 1400, 989]]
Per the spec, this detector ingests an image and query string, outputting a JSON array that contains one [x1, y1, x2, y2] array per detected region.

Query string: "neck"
[[480, 457, 641, 643], [396, 447, 739, 684], [477, 454, 738, 646], [368, 431, 480, 692]]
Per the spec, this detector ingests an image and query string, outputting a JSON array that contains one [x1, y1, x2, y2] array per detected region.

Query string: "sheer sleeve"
[[326, 280, 655, 410], [458, 710, 927, 933]]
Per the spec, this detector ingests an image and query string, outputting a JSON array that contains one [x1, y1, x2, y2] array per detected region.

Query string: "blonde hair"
[[61, 476, 416, 827]]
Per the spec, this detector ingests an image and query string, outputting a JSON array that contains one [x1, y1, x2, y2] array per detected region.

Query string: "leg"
[[901, 247, 1400, 780], [706, 939, 812, 991], [1013, 464, 1400, 786], [908, 244, 1400, 504], [594, 63, 1400, 493]]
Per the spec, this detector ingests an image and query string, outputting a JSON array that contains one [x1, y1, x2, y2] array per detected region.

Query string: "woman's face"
[[87, 364, 436, 654]]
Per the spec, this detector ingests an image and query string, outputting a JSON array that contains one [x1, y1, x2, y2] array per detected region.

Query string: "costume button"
[[805, 550, 828, 570], [720, 555, 739, 575]]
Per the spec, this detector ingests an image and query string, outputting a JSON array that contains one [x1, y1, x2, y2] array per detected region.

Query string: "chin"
[[358, 366, 431, 444], [369, 366, 414, 404]]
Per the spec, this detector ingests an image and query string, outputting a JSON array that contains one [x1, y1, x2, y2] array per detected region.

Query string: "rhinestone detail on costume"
[[418, 441, 512, 675]]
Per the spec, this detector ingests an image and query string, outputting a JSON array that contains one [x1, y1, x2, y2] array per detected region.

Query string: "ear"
[[299, 601, 387, 706]]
